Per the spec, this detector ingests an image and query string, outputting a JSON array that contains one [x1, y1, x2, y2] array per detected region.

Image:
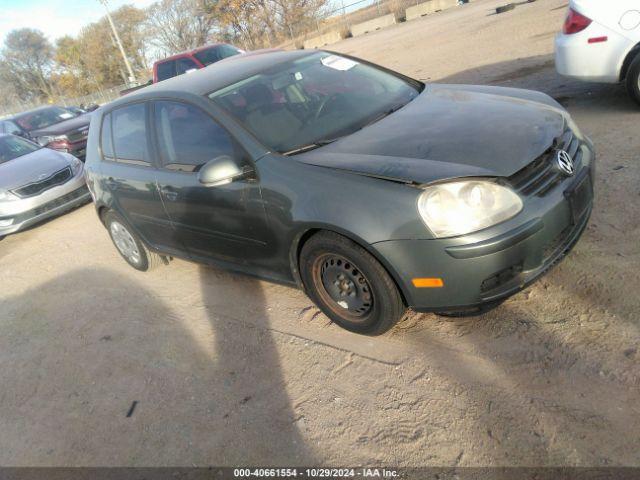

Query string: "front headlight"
[[36, 135, 67, 146], [418, 179, 523, 238], [69, 156, 83, 175], [0, 189, 18, 202]]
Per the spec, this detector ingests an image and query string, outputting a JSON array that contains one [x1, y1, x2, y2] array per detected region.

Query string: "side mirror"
[[197, 155, 248, 187]]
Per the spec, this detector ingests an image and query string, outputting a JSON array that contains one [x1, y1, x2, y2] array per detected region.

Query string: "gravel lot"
[[1, 0, 639, 468]]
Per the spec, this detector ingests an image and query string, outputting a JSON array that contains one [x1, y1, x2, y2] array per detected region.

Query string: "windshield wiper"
[[282, 138, 338, 156], [361, 103, 406, 129]]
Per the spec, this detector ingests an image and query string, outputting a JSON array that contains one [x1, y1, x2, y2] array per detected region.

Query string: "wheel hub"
[[110, 221, 141, 265], [318, 255, 372, 316]]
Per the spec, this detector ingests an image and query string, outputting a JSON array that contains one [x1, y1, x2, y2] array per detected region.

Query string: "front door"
[[151, 100, 270, 264]]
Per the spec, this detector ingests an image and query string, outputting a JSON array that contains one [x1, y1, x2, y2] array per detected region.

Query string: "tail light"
[[563, 8, 592, 34]]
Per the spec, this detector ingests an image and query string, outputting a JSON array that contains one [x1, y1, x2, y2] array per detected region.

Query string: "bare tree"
[[213, 0, 330, 49], [145, 0, 220, 55], [0, 28, 55, 102]]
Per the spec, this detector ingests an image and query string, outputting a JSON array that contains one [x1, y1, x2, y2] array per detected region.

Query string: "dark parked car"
[[85, 50, 595, 335], [0, 119, 29, 138], [11, 105, 91, 160], [0, 134, 90, 236]]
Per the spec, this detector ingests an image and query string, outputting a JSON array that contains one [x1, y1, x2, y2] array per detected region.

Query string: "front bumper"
[[373, 144, 595, 311], [0, 169, 91, 236]]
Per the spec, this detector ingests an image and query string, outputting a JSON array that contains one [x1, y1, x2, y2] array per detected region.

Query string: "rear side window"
[[100, 113, 114, 160], [153, 100, 239, 172], [156, 60, 176, 81], [112, 103, 148, 164], [193, 45, 240, 66], [176, 57, 198, 75]]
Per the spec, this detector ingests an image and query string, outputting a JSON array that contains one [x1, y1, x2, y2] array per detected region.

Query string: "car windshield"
[[208, 52, 422, 154], [14, 106, 78, 132], [0, 135, 40, 164], [194, 45, 241, 66]]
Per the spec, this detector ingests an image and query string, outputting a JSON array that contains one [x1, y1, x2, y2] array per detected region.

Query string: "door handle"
[[161, 186, 178, 201]]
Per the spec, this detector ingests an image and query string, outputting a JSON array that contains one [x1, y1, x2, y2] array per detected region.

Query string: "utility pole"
[[98, 0, 136, 84]]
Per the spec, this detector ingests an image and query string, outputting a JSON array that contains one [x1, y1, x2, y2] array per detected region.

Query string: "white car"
[[555, 0, 640, 103]]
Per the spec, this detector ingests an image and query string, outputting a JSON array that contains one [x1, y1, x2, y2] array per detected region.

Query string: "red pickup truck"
[[120, 44, 277, 97], [152, 43, 243, 83]]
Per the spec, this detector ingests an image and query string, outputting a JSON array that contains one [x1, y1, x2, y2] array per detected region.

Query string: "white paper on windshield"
[[321, 55, 358, 71], [59, 112, 74, 119]]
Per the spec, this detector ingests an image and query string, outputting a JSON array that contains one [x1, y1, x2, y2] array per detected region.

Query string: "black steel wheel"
[[626, 52, 640, 106], [300, 231, 406, 335], [316, 253, 374, 318]]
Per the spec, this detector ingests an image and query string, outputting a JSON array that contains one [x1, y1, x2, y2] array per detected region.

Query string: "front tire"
[[300, 232, 406, 335], [104, 211, 163, 271], [626, 53, 640, 105]]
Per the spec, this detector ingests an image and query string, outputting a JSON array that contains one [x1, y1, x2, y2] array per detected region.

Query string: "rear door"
[[101, 103, 177, 253], [151, 99, 270, 264]]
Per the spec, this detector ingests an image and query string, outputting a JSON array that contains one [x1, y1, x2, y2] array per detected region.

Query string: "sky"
[[0, 0, 157, 45], [0, 0, 375, 47]]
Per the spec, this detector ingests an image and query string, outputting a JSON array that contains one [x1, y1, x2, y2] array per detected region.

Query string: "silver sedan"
[[0, 134, 90, 236]]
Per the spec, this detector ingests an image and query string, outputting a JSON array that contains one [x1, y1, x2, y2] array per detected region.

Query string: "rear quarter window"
[[100, 113, 114, 160]]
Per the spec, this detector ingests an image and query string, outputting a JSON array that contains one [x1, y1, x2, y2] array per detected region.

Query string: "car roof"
[[111, 49, 315, 108], [11, 105, 66, 119], [155, 43, 229, 64]]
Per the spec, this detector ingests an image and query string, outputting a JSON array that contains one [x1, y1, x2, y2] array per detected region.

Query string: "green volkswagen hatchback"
[[85, 50, 594, 335]]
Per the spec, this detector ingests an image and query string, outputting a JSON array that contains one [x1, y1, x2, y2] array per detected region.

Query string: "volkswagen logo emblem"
[[556, 149, 574, 176]]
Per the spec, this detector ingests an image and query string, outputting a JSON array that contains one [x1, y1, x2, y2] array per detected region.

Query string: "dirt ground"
[[1, 0, 639, 468]]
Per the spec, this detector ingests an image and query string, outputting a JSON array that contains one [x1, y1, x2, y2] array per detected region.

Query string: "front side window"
[[0, 135, 40, 165], [208, 52, 421, 154], [193, 45, 240, 66], [153, 100, 237, 172], [156, 60, 176, 81], [13, 107, 77, 132], [112, 103, 148, 163]]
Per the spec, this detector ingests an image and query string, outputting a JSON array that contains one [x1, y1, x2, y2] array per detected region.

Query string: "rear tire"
[[104, 211, 164, 271], [625, 53, 640, 106], [300, 231, 406, 335]]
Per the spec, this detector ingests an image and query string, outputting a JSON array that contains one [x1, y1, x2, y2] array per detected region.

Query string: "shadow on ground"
[[434, 53, 635, 113], [0, 267, 314, 465]]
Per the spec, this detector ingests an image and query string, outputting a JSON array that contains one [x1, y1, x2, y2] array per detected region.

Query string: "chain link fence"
[[0, 83, 129, 118], [1, 0, 452, 118]]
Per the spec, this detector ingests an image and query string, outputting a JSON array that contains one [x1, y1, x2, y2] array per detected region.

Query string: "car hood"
[[295, 84, 569, 184], [28, 113, 91, 137], [0, 148, 73, 190]]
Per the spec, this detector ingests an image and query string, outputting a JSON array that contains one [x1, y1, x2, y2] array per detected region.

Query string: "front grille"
[[480, 263, 523, 293], [12, 166, 73, 198], [67, 127, 89, 144], [543, 225, 572, 262], [508, 128, 582, 197], [12, 186, 89, 224]]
